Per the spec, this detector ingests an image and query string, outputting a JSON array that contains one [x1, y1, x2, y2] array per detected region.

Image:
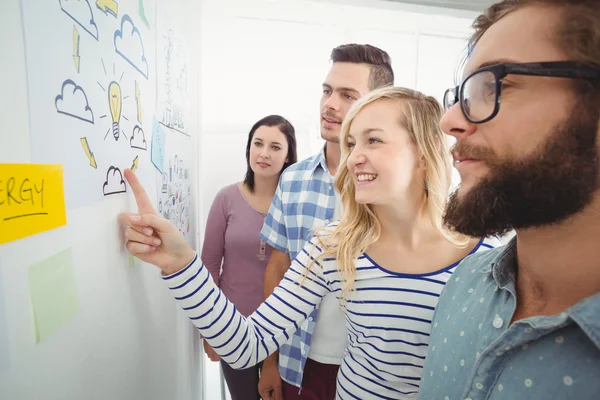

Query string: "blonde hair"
[[310, 86, 468, 302]]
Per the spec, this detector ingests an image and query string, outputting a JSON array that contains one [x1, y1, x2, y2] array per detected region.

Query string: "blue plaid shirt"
[[260, 149, 335, 388]]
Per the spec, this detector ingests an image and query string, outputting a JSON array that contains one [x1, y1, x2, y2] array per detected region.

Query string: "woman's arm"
[[201, 188, 228, 286], [119, 170, 332, 367], [163, 237, 331, 369]]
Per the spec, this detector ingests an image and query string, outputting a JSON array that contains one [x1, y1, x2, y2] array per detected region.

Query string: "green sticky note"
[[129, 254, 140, 268], [28, 248, 79, 343]]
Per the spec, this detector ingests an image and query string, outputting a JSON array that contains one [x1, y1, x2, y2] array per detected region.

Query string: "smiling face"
[[346, 99, 424, 206], [320, 62, 372, 142], [248, 125, 289, 179], [442, 5, 600, 237]]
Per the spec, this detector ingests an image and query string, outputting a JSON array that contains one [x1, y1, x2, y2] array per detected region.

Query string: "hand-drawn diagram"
[[73, 26, 81, 73], [130, 125, 147, 150], [135, 81, 142, 123], [60, 0, 99, 40], [151, 118, 166, 173], [114, 15, 148, 79], [96, 58, 135, 143], [22, 0, 155, 209], [154, 10, 194, 245], [107, 81, 122, 140], [96, 0, 119, 18], [55, 79, 95, 124], [157, 153, 191, 239], [131, 155, 139, 172], [103, 166, 126, 196], [157, 15, 190, 135], [80, 137, 97, 169]]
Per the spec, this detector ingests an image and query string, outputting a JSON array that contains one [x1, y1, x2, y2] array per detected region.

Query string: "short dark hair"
[[471, 0, 600, 68], [468, 0, 600, 100], [244, 115, 298, 193], [330, 44, 394, 89]]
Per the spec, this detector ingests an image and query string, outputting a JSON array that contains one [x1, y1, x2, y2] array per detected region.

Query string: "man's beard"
[[443, 106, 599, 238]]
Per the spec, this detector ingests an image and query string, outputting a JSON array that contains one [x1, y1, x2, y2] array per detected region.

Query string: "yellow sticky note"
[[0, 164, 67, 244]]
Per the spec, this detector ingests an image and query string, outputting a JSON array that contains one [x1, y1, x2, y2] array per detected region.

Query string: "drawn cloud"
[[103, 166, 126, 196], [55, 79, 95, 124], [59, 0, 99, 40], [114, 15, 148, 78], [130, 125, 147, 150]]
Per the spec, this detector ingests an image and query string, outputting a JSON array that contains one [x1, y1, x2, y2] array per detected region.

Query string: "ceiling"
[[383, 0, 497, 12]]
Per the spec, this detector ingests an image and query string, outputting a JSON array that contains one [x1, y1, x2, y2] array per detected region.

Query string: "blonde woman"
[[119, 87, 500, 399]]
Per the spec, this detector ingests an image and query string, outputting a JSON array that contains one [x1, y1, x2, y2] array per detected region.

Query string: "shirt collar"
[[569, 292, 600, 349], [481, 236, 517, 290], [307, 145, 330, 176]]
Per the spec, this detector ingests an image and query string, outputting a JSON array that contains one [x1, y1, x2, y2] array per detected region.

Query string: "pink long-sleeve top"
[[201, 183, 271, 317]]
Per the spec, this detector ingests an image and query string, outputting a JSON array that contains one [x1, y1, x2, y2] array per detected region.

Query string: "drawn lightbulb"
[[108, 81, 122, 141]]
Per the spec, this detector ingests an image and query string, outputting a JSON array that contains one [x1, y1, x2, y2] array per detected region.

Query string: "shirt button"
[[493, 315, 504, 329], [301, 348, 306, 355], [324, 220, 330, 224], [308, 317, 313, 322]]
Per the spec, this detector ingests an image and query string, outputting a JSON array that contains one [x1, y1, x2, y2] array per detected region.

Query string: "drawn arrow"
[[80, 137, 97, 169], [131, 155, 139, 172], [96, 0, 118, 18], [135, 81, 142, 124], [73, 25, 80, 73]]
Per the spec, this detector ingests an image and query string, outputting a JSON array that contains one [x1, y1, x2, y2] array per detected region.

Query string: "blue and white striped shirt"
[[259, 149, 342, 387], [163, 231, 500, 399]]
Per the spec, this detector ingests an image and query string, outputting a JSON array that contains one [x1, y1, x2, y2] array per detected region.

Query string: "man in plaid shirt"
[[258, 43, 394, 400]]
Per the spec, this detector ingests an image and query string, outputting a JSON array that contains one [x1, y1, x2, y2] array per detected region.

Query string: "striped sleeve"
[[162, 237, 331, 369]]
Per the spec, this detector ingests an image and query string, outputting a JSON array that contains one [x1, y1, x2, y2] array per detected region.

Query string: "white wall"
[[198, 0, 477, 229], [0, 0, 203, 399], [196, 0, 478, 398]]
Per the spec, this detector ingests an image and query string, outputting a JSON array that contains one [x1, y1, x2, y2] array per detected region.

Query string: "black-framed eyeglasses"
[[443, 61, 600, 124]]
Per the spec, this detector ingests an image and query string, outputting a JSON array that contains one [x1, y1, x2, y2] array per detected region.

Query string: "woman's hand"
[[203, 340, 221, 362], [119, 169, 196, 275]]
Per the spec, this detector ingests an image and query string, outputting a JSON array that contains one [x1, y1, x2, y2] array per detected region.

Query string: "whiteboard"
[[0, 0, 203, 398]]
